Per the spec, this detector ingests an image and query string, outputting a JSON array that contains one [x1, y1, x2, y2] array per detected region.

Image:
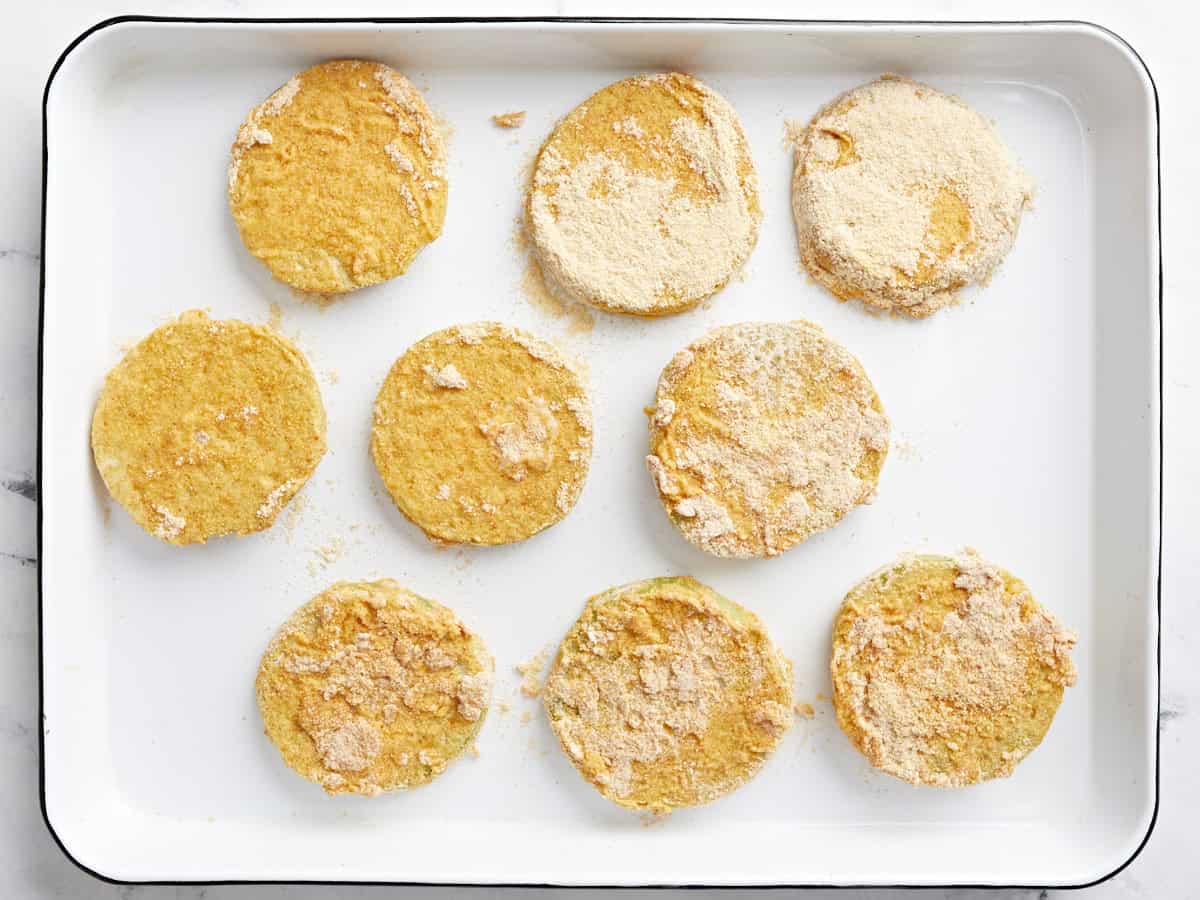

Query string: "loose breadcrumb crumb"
[[782, 118, 807, 149], [640, 809, 672, 827], [516, 646, 551, 697], [492, 110, 526, 129], [311, 536, 345, 567]]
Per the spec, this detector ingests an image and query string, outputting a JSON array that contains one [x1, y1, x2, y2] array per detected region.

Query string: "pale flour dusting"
[[456, 670, 493, 722], [792, 75, 1034, 316], [397, 184, 419, 218], [384, 141, 416, 174], [650, 397, 675, 428], [612, 115, 644, 137], [542, 583, 791, 805], [314, 717, 382, 772], [555, 480, 573, 514], [256, 479, 298, 520], [454, 322, 489, 345], [153, 505, 185, 540], [373, 65, 447, 178], [479, 394, 560, 481], [647, 322, 889, 558], [564, 395, 593, 432], [528, 75, 759, 314], [423, 362, 469, 390], [833, 550, 1078, 786], [228, 74, 303, 193], [262, 75, 302, 115]]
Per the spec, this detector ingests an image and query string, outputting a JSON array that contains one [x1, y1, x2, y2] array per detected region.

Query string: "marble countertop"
[[3, 1, 1194, 897]]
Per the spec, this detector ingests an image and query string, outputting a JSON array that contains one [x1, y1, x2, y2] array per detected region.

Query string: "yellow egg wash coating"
[[371, 322, 592, 546], [831, 551, 1078, 787], [90, 310, 326, 545], [527, 73, 760, 316], [228, 59, 447, 294], [646, 321, 889, 559], [543, 577, 793, 812], [256, 579, 493, 796]]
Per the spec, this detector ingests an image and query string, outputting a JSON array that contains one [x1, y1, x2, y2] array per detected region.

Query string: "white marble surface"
[[3, 1, 1195, 897]]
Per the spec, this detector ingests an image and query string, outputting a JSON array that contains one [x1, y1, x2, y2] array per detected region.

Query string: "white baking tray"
[[39, 17, 1160, 888]]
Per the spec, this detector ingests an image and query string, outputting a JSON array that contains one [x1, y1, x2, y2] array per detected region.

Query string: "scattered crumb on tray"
[[516, 646, 551, 697], [795, 702, 816, 719], [306, 536, 345, 575], [435, 111, 455, 147], [517, 145, 538, 191], [492, 110, 526, 129], [314, 535, 344, 563], [290, 287, 341, 309], [519, 249, 594, 334], [783, 118, 806, 149], [512, 212, 594, 335], [283, 492, 307, 541]]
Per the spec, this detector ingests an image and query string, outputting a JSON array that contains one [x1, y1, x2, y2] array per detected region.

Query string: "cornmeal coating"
[[543, 577, 793, 812], [256, 579, 493, 796], [646, 321, 888, 559], [527, 72, 760, 316], [792, 75, 1033, 317], [91, 310, 325, 545], [371, 322, 592, 545], [831, 550, 1077, 787], [228, 59, 447, 294]]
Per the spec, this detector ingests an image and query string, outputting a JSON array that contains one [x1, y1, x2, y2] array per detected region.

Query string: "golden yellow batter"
[[831, 550, 1077, 787], [228, 59, 447, 295], [371, 322, 592, 545], [91, 310, 326, 545], [646, 321, 889, 559], [256, 579, 493, 796], [526, 73, 760, 316], [792, 75, 1034, 317], [542, 577, 793, 812]]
